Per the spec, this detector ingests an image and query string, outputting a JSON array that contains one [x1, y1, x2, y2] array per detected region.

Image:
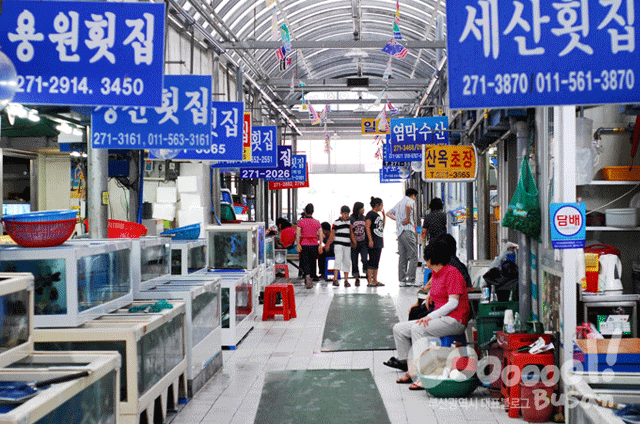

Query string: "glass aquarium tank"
[[0, 273, 33, 369], [206, 224, 258, 270], [265, 237, 275, 268], [171, 239, 206, 275], [135, 237, 171, 282], [0, 242, 133, 327]]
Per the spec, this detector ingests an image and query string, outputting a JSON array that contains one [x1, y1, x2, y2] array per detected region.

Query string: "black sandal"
[[383, 357, 408, 372]]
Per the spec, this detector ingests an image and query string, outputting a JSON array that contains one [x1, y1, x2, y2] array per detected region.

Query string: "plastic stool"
[[274, 264, 289, 278], [440, 333, 467, 347], [324, 257, 341, 280], [501, 351, 556, 418], [262, 283, 297, 321]]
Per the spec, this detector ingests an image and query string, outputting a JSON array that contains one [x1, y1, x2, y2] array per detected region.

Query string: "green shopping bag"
[[502, 157, 541, 241]]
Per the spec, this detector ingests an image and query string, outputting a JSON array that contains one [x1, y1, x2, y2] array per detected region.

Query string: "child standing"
[[328, 205, 354, 287]]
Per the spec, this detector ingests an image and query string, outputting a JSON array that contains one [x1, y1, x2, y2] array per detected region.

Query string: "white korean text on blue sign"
[[290, 155, 307, 182], [91, 75, 211, 149], [447, 0, 640, 109], [1, 0, 165, 106], [382, 166, 410, 181], [379, 169, 403, 184], [384, 135, 420, 162], [389, 117, 449, 156], [211, 125, 277, 168], [154, 101, 244, 160], [239, 146, 292, 181], [550, 202, 586, 249]]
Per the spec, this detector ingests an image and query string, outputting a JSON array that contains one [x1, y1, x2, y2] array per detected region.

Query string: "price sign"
[[1, 0, 165, 106], [384, 135, 420, 162], [212, 125, 277, 168], [422, 145, 477, 182], [239, 146, 292, 180], [92, 75, 211, 150]]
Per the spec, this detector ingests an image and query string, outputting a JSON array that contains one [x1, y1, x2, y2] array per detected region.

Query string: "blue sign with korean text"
[[239, 146, 292, 181], [382, 166, 410, 180], [152, 101, 244, 160], [384, 135, 420, 162], [389, 117, 449, 156], [290, 155, 307, 182], [447, 0, 640, 109], [379, 169, 403, 184], [91, 75, 211, 150], [211, 125, 277, 168], [0, 0, 165, 106], [550, 202, 586, 249]]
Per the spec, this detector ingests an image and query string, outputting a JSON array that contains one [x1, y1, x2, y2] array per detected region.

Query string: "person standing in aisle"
[[317, 222, 334, 280], [296, 203, 323, 289], [387, 188, 419, 287], [421, 197, 447, 245], [328, 205, 355, 287], [350, 201, 368, 286], [365, 197, 386, 287]]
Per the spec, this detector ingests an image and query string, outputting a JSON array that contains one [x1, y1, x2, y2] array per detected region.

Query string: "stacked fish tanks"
[[133, 274, 221, 396], [0, 273, 121, 424], [203, 224, 261, 348], [0, 240, 134, 327], [170, 239, 206, 275]]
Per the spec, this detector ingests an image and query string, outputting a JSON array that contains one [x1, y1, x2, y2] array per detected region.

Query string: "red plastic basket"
[[497, 331, 552, 351], [2, 219, 76, 247], [84, 220, 148, 238]]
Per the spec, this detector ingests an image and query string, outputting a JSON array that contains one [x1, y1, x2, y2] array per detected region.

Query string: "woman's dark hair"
[[276, 217, 291, 229], [429, 197, 444, 210], [423, 239, 452, 266], [304, 203, 314, 216], [352, 201, 364, 217], [370, 197, 383, 208], [405, 188, 418, 197], [436, 233, 456, 258], [321, 222, 331, 232]]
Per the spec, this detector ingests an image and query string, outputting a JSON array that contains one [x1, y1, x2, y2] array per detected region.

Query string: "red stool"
[[262, 283, 297, 321], [501, 351, 556, 418], [275, 264, 289, 278]]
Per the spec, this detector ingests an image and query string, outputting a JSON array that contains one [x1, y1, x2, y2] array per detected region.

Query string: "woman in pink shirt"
[[296, 203, 323, 289]]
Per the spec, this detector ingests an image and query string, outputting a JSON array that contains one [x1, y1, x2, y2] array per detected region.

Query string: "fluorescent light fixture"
[[345, 48, 368, 58], [353, 104, 369, 113], [350, 86, 368, 93]]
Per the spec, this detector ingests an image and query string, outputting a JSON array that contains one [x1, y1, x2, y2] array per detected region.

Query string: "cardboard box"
[[574, 338, 640, 372]]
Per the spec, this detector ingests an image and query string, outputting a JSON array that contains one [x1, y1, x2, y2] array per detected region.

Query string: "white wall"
[[38, 155, 71, 211]]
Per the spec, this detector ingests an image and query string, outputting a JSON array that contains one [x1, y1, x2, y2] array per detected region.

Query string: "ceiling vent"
[[346, 77, 369, 87]]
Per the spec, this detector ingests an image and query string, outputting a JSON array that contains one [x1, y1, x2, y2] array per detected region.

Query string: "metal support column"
[[87, 128, 108, 238], [465, 181, 474, 261], [513, 119, 532, 325], [235, 65, 243, 103], [477, 150, 490, 259], [211, 52, 222, 219], [291, 133, 298, 222]]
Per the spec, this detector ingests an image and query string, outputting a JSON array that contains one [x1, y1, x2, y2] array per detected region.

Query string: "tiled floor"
[[168, 248, 529, 424]]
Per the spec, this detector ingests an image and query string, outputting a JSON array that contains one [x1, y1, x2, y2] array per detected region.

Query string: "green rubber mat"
[[254, 369, 391, 424], [321, 294, 398, 351]]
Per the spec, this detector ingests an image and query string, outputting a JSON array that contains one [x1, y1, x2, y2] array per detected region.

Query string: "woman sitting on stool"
[[383, 239, 470, 390]]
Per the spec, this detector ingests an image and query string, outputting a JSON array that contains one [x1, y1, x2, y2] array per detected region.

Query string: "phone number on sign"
[[425, 170, 472, 179], [16, 76, 145, 97], [462, 69, 635, 96]]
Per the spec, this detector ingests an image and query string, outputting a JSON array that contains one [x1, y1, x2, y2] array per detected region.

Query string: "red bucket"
[[520, 382, 556, 422], [84, 220, 148, 238]]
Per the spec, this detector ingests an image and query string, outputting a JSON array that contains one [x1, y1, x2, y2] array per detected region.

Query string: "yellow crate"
[[0, 235, 15, 244], [602, 166, 640, 181]]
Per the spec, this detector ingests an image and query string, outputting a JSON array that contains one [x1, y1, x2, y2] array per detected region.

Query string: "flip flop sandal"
[[332, 280, 339, 287], [409, 382, 424, 390], [354, 279, 360, 286], [396, 374, 413, 384]]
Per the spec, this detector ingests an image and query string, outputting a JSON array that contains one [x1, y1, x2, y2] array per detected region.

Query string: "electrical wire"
[[585, 182, 640, 214]]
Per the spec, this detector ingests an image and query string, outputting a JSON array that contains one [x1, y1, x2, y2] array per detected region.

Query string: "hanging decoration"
[[373, 87, 386, 106], [393, 0, 402, 40], [376, 107, 389, 132], [387, 100, 399, 116], [383, 58, 393, 81], [308, 103, 321, 125], [373, 134, 383, 159], [271, 8, 279, 41], [299, 81, 307, 110], [275, 24, 292, 71], [265, 0, 276, 6], [324, 131, 331, 154], [289, 69, 296, 94], [382, 39, 408, 58], [320, 104, 330, 123]]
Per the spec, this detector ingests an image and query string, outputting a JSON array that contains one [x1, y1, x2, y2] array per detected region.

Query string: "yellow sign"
[[361, 118, 390, 135], [101, 191, 109, 205], [243, 112, 252, 161], [422, 145, 477, 182]]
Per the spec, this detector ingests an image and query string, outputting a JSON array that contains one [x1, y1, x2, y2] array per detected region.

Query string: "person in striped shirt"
[[327, 205, 356, 287]]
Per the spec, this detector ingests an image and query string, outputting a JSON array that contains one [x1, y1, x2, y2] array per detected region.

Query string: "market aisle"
[[168, 247, 528, 424]]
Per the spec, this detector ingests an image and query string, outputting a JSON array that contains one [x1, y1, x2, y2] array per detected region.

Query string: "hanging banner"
[[389, 116, 449, 156], [422, 144, 477, 182], [361, 118, 390, 135], [1, 0, 165, 106], [92, 74, 211, 149], [446, 0, 640, 109], [550, 202, 586, 249], [211, 125, 277, 168], [243, 112, 252, 161], [239, 145, 292, 180]]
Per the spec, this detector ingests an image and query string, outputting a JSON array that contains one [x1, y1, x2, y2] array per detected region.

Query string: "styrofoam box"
[[179, 208, 204, 228], [153, 202, 176, 221], [179, 193, 202, 210], [0, 351, 120, 424], [605, 208, 639, 227], [156, 187, 177, 204], [176, 176, 200, 193]]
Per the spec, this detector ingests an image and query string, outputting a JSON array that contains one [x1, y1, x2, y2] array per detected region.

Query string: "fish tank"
[[265, 237, 275, 268], [205, 224, 258, 270], [0, 351, 120, 424], [0, 242, 133, 328], [34, 301, 186, 420], [171, 239, 206, 275], [0, 273, 33, 369], [239, 222, 265, 265], [134, 275, 221, 396], [195, 269, 256, 348]]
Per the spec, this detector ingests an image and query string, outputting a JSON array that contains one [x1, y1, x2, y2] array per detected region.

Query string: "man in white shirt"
[[387, 188, 419, 287]]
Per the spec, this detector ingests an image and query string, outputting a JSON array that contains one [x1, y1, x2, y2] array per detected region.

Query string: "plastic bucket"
[[519, 382, 556, 422]]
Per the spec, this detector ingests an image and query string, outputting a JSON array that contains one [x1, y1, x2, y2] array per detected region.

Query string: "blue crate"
[[3, 209, 77, 223], [161, 223, 201, 240]]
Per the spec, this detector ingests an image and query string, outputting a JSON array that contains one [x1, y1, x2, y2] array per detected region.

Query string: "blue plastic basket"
[[161, 223, 201, 240], [2, 209, 77, 223]]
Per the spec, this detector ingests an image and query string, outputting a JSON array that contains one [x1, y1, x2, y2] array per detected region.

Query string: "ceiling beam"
[[281, 97, 413, 105], [221, 40, 446, 49]]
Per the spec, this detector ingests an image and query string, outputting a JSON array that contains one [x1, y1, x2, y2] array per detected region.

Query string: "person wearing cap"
[[327, 205, 355, 287]]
